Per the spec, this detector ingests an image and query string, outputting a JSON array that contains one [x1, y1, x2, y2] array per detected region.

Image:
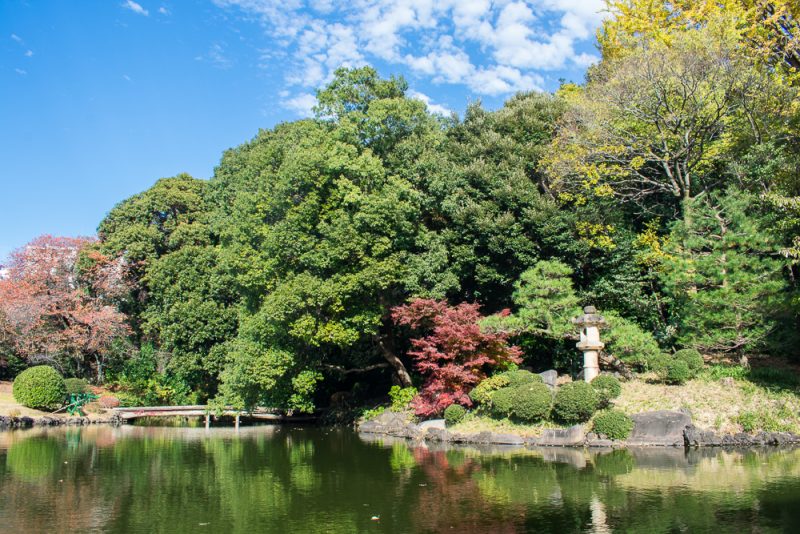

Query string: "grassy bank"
[[439, 364, 800, 437]]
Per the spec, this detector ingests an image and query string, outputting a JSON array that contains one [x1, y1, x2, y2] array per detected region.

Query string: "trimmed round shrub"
[[674, 349, 704, 374], [592, 409, 634, 440], [499, 369, 542, 387], [13, 366, 66, 410], [591, 375, 621, 407], [444, 404, 467, 427], [510, 382, 552, 423], [469, 374, 511, 405], [64, 378, 89, 395], [646, 353, 671, 373], [490, 387, 516, 418], [553, 381, 599, 424], [664, 359, 691, 385]]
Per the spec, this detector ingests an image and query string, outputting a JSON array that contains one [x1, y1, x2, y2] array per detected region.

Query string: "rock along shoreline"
[[357, 410, 800, 449], [0, 414, 124, 430]]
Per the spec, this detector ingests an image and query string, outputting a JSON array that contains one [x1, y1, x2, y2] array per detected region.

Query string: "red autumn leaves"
[[392, 299, 521, 417]]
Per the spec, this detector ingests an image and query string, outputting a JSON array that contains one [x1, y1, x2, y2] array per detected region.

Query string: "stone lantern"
[[572, 306, 607, 383]]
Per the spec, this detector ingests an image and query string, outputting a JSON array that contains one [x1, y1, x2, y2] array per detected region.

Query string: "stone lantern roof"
[[571, 306, 607, 329]]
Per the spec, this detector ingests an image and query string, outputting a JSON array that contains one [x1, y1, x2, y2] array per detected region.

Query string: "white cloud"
[[158, 6, 170, 15], [282, 92, 317, 117], [24, 50, 33, 57], [407, 90, 451, 115], [10, 34, 22, 43], [213, 0, 605, 97], [122, 1, 149, 16], [122, 74, 132, 81], [15, 68, 27, 75]]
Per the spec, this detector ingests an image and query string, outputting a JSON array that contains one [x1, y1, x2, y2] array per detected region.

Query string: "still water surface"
[[1, 425, 800, 533]]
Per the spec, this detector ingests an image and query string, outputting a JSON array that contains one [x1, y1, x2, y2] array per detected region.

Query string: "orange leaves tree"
[[0, 235, 130, 381], [392, 299, 521, 417]]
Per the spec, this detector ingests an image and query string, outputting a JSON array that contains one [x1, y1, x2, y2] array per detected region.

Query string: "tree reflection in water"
[[1, 426, 800, 533]]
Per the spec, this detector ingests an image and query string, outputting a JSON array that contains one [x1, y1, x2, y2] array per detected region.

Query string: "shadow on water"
[[1, 425, 800, 533]]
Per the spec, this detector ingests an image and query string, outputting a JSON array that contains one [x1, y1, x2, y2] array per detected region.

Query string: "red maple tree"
[[391, 298, 521, 417], [0, 235, 130, 381]]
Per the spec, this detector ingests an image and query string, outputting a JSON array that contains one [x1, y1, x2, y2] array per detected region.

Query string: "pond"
[[1, 425, 800, 533]]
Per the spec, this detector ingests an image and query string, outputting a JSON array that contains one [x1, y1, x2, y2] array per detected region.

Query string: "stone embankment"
[[0, 414, 123, 430], [358, 409, 800, 448]]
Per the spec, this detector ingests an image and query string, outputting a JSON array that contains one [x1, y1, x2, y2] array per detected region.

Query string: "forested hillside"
[[2, 0, 799, 414]]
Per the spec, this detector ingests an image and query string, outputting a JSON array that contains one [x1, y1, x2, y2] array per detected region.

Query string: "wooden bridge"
[[111, 405, 316, 429]]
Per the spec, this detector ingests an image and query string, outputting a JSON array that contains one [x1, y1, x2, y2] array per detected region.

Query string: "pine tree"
[[662, 189, 790, 355]]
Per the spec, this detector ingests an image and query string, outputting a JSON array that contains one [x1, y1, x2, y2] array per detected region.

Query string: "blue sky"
[[0, 0, 604, 261]]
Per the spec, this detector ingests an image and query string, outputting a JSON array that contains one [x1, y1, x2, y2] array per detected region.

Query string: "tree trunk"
[[376, 335, 412, 388], [94, 353, 104, 384]]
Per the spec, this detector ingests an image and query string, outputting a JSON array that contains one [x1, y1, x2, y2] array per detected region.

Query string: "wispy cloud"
[[212, 0, 605, 110], [407, 90, 451, 116], [158, 6, 170, 15], [24, 50, 33, 57], [10, 33, 22, 43], [15, 68, 27, 75], [196, 42, 234, 69], [281, 92, 317, 117], [122, 74, 132, 81], [122, 1, 149, 16]]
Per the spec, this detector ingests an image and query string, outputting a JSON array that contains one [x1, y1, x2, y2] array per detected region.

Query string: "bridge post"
[[205, 413, 210, 429], [235, 413, 240, 430]]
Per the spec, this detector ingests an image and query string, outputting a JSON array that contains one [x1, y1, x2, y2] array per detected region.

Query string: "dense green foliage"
[[553, 382, 599, 424], [469, 375, 511, 406], [674, 349, 704, 375], [4, 1, 800, 412], [64, 378, 89, 395], [500, 369, 542, 387], [12, 366, 66, 410], [664, 360, 691, 385], [592, 410, 634, 440], [489, 387, 516, 419], [444, 404, 467, 427], [509, 382, 553, 423], [591, 375, 621, 407]]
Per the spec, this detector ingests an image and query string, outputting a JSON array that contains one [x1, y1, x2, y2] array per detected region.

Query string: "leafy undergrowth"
[[614, 366, 800, 435]]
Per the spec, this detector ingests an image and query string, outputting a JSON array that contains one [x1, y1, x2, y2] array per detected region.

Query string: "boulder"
[[357, 410, 410, 435], [534, 424, 585, 446], [418, 419, 446, 431], [486, 433, 525, 445], [684, 424, 722, 447], [539, 370, 558, 389], [627, 410, 691, 446]]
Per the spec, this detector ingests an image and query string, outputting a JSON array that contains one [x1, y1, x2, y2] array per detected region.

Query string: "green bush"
[[737, 411, 758, 432], [64, 378, 89, 395], [592, 409, 634, 440], [591, 375, 622, 407], [469, 374, 511, 405], [553, 381, 599, 424], [510, 382, 552, 423], [674, 349, 704, 374], [499, 369, 542, 387], [389, 385, 417, 411], [13, 366, 66, 410], [490, 387, 516, 418], [646, 353, 671, 373], [444, 404, 467, 426], [664, 360, 691, 385]]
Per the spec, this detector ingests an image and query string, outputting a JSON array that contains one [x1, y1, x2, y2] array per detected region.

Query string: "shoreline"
[[356, 409, 800, 449]]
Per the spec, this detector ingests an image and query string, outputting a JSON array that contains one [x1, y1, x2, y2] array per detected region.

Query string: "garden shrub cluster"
[[592, 410, 634, 440], [553, 381, 599, 424], [591, 375, 621, 407], [469, 374, 511, 405], [444, 404, 467, 426], [13, 366, 67, 410]]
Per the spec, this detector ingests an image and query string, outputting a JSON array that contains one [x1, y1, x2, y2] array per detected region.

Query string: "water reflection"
[[0, 426, 799, 533]]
